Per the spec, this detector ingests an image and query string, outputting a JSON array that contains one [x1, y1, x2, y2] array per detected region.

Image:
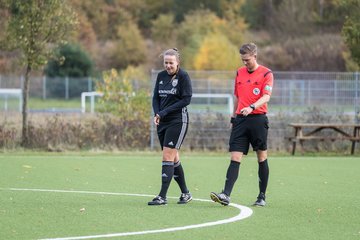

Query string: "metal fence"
[[272, 72, 360, 114], [1, 71, 360, 152], [150, 70, 360, 115], [1, 71, 359, 113], [149, 70, 360, 151], [0, 75, 94, 99]]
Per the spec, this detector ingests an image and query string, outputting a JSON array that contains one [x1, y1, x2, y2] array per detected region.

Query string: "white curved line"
[[0, 188, 253, 240]]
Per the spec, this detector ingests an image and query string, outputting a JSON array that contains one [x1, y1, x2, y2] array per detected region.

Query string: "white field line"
[[0, 187, 253, 240]]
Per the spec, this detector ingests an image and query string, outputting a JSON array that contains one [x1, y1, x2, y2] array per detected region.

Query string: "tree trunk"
[[21, 64, 31, 147]]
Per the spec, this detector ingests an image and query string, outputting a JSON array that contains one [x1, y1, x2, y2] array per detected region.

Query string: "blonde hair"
[[160, 48, 180, 62], [239, 43, 257, 55]]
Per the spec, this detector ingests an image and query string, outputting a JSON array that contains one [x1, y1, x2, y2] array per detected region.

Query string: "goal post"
[[150, 93, 234, 149], [190, 93, 234, 114], [81, 91, 104, 113], [80, 92, 234, 115], [0, 88, 22, 112]]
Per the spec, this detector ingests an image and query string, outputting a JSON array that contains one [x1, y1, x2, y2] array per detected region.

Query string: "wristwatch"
[[249, 104, 256, 110]]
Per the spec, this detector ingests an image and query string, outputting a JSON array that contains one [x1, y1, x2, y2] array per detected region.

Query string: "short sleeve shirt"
[[234, 65, 273, 114]]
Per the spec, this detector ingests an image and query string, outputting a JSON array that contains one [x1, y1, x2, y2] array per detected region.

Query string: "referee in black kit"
[[148, 48, 193, 206], [211, 43, 274, 207]]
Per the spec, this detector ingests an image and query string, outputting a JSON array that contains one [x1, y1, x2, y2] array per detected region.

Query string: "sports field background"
[[0, 152, 359, 240]]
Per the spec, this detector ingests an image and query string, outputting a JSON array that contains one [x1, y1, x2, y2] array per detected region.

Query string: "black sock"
[[159, 161, 174, 198], [173, 161, 189, 193], [223, 160, 240, 196], [258, 159, 269, 196]]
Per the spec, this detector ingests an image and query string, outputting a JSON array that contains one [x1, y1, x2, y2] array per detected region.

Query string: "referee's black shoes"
[[177, 192, 192, 204], [148, 195, 167, 205], [253, 192, 266, 206], [210, 192, 230, 206]]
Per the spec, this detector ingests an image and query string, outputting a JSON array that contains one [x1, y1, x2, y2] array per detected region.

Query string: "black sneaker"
[[210, 192, 230, 206], [253, 193, 266, 206], [148, 195, 167, 206], [177, 192, 192, 204]]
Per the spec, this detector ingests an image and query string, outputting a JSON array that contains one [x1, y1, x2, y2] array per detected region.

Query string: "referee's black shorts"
[[157, 121, 189, 150], [229, 114, 269, 155]]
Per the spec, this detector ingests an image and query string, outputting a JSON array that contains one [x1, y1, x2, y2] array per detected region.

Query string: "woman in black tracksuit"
[[148, 48, 193, 206]]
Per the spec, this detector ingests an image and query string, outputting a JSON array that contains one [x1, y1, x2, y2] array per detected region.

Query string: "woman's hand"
[[154, 114, 161, 125]]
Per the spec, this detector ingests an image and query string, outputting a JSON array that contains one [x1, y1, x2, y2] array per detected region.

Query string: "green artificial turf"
[[0, 152, 359, 240]]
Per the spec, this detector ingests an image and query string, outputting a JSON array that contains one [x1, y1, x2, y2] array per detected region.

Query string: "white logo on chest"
[[172, 79, 178, 87], [253, 88, 260, 95]]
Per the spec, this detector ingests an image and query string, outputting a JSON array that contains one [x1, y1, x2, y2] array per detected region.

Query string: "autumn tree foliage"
[[1, 0, 358, 76], [1, 0, 77, 146], [96, 68, 150, 120], [176, 9, 246, 70], [193, 33, 239, 70], [341, 0, 360, 67]]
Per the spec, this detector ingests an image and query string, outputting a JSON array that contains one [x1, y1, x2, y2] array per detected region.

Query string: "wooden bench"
[[288, 123, 360, 155]]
